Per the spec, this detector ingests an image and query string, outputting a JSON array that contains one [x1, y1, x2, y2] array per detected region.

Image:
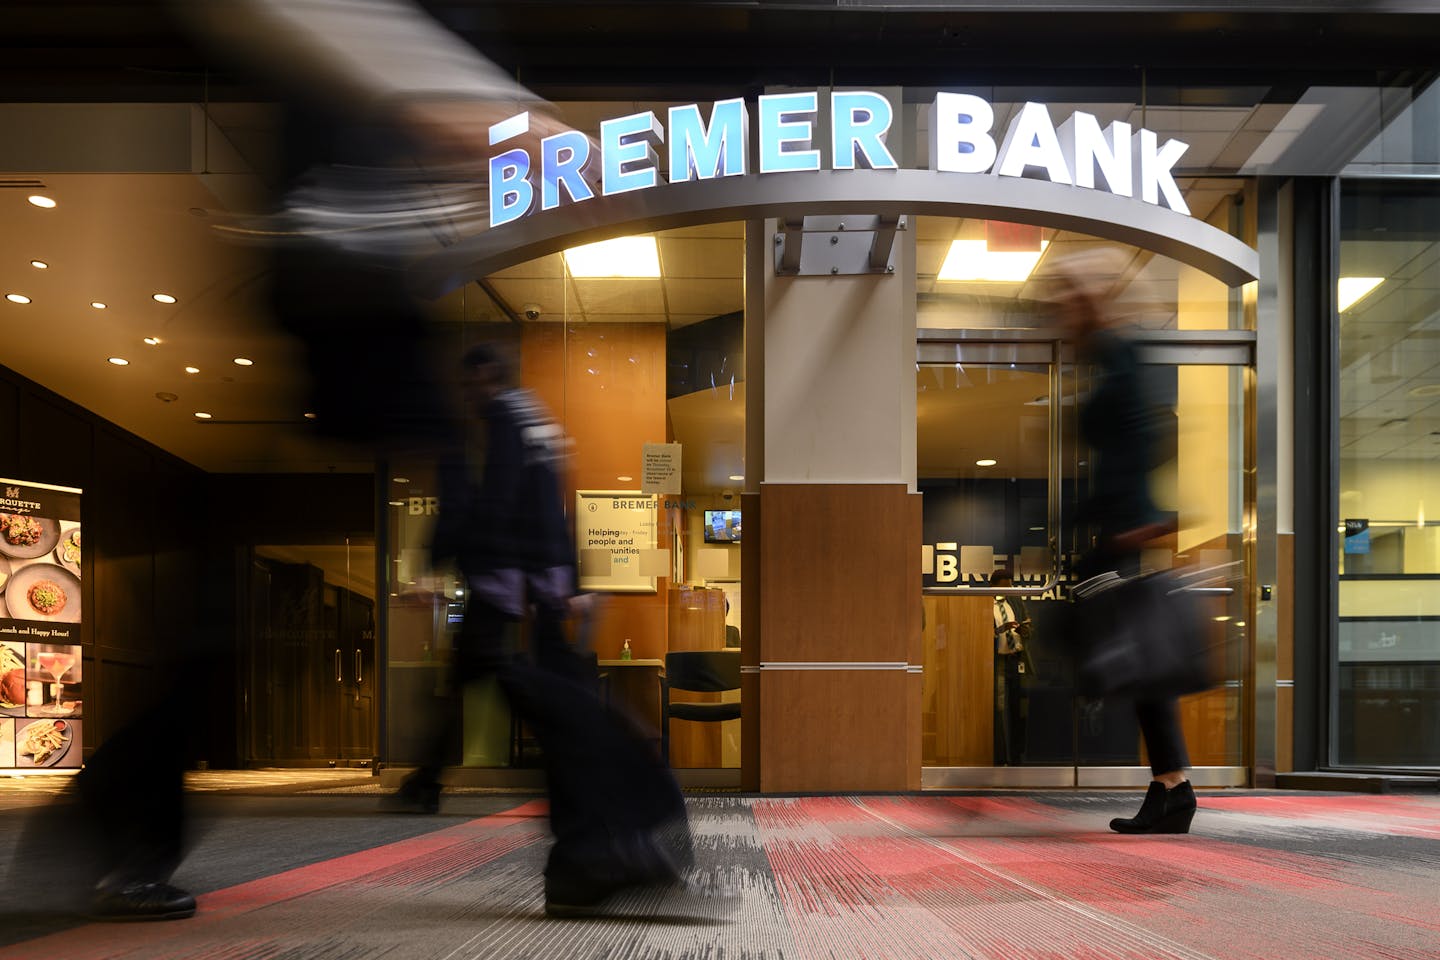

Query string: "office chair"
[[660, 649, 742, 765]]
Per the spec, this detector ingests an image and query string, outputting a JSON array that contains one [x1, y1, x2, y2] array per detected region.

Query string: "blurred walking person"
[[392, 344, 693, 916], [1049, 251, 1197, 835]]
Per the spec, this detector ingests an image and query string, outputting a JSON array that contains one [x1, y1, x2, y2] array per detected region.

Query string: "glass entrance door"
[[917, 336, 1251, 787], [247, 539, 377, 767]]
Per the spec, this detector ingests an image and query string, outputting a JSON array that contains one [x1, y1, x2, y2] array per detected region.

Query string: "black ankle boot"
[[1109, 780, 1196, 834]]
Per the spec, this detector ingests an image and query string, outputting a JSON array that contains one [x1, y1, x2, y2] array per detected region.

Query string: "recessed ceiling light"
[[392, 477, 411, 484], [233, 357, 253, 366], [5, 294, 30, 304], [303, 412, 317, 420], [976, 458, 998, 467], [194, 411, 212, 420], [184, 366, 200, 374], [90, 301, 107, 309], [728, 475, 745, 481], [616, 475, 634, 482], [29, 260, 48, 269], [563, 236, 662, 278], [27, 195, 56, 209], [939, 239, 1050, 282], [143, 337, 162, 346], [107, 357, 129, 366], [387, 500, 405, 507], [1338, 277, 1384, 312], [153, 293, 177, 304]]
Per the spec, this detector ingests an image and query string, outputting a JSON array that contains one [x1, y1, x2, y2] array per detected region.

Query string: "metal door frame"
[[917, 329, 1255, 789]]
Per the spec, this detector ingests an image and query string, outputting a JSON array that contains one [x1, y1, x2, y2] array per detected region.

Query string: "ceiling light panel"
[[1339, 277, 1384, 312], [938, 240, 1050, 283], [563, 237, 661, 278]]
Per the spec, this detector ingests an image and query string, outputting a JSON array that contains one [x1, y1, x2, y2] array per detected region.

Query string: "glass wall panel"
[[384, 222, 745, 771], [919, 218, 1247, 771], [1337, 180, 1440, 768]]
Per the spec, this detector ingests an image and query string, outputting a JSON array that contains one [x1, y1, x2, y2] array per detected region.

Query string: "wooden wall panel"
[[921, 595, 993, 766], [523, 322, 670, 662], [740, 491, 760, 791], [1277, 685, 1294, 773], [760, 483, 912, 664], [1278, 533, 1294, 772], [760, 669, 911, 792]]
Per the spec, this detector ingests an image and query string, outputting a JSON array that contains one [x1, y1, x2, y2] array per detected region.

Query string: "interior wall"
[[523, 321, 670, 661], [0, 362, 221, 764]]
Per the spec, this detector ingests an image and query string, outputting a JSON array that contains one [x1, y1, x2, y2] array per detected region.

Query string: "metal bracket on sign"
[[773, 215, 906, 277]]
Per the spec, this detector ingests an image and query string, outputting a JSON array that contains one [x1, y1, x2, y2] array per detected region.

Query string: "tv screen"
[[703, 509, 741, 543]]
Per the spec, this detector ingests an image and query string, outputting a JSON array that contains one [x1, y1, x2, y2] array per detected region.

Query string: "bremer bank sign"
[[487, 92, 1193, 229]]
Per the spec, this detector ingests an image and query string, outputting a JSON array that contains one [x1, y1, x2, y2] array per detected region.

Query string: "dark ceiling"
[[3, 2, 1439, 105]]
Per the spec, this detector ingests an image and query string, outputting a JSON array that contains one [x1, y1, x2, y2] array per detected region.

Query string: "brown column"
[[755, 483, 921, 792]]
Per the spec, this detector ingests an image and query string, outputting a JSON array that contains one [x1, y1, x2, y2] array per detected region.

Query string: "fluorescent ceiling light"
[[938, 240, 1049, 282], [563, 236, 661, 278], [1338, 277, 1383, 312]]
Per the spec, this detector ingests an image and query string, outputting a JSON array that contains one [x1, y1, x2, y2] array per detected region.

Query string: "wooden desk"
[[598, 659, 663, 736]]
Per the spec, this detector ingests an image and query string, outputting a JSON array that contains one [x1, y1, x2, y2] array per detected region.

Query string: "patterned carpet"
[[2, 792, 1438, 960]]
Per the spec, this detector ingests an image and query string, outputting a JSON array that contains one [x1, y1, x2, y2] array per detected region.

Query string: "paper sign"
[[641, 443, 682, 495]]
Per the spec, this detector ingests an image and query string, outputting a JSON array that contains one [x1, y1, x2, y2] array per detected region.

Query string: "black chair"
[[660, 650, 742, 765]]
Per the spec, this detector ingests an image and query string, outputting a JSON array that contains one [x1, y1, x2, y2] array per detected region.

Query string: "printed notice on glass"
[[576, 490, 659, 593], [1, 477, 84, 769], [641, 443, 682, 495]]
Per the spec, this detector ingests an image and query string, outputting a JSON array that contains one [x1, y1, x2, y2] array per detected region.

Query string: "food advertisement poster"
[[0, 478, 83, 769], [575, 490, 658, 594]]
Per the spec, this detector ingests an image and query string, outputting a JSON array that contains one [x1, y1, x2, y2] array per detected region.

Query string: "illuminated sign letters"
[[488, 92, 1192, 228]]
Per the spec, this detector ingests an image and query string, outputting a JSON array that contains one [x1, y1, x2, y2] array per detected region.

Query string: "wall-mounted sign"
[[641, 442, 682, 495], [1343, 518, 1370, 555], [487, 92, 1192, 228], [0, 477, 83, 770], [576, 490, 659, 593]]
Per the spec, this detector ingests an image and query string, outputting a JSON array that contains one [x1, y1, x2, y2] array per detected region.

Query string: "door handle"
[[335, 648, 343, 684], [354, 649, 363, 686]]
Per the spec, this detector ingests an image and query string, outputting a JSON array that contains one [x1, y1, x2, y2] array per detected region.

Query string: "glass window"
[[384, 222, 745, 771], [1337, 180, 1440, 768], [919, 220, 1248, 771]]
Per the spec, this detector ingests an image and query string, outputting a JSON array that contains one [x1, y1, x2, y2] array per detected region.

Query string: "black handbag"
[[1067, 568, 1220, 699]]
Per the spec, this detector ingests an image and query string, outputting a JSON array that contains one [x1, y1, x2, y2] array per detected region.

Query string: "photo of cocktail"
[[29, 644, 82, 718]]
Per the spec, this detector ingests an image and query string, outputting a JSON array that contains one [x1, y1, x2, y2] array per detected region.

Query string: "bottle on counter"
[[621, 638, 632, 660]]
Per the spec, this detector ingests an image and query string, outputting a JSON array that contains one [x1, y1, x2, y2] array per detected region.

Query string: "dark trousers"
[[413, 597, 688, 878], [1078, 543, 1191, 777], [993, 653, 1027, 765]]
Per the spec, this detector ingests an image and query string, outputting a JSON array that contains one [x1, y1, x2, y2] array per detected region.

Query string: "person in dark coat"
[[391, 344, 693, 916], [1049, 250, 1197, 835]]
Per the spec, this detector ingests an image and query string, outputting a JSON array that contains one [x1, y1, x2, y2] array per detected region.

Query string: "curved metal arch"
[[416, 168, 1259, 294]]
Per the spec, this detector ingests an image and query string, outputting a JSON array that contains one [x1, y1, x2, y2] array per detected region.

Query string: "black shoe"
[[380, 779, 440, 814], [543, 867, 626, 918], [88, 881, 196, 922], [1110, 780, 1197, 834]]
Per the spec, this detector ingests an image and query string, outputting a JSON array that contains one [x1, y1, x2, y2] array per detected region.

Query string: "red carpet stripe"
[[0, 801, 547, 960]]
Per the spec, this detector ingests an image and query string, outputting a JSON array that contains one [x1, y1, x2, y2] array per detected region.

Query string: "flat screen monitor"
[[703, 509, 741, 543]]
